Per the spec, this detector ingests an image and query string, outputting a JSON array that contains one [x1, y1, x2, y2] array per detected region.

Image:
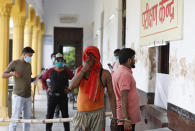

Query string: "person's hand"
[[124, 120, 132, 130], [32, 76, 37, 82], [82, 58, 94, 72], [12, 71, 21, 78], [64, 88, 71, 93], [47, 88, 51, 92], [110, 119, 117, 131]]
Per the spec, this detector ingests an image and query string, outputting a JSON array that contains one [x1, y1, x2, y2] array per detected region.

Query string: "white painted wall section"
[[41, 0, 94, 68], [42, 35, 54, 69], [92, 0, 123, 70], [168, 0, 195, 114], [43, 0, 94, 47], [126, 0, 150, 93], [126, 0, 195, 114], [102, 0, 122, 70]]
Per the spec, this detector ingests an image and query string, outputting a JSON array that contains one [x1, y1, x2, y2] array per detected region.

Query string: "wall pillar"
[[24, 21, 33, 47], [37, 31, 43, 75], [35, 31, 43, 93], [12, 16, 25, 60], [24, 6, 35, 48], [31, 26, 39, 77], [0, 3, 12, 121]]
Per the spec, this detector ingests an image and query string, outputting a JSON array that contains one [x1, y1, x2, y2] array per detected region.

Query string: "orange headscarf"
[[76, 46, 102, 102]]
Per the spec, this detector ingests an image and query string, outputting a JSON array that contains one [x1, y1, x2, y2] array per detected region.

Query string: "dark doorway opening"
[[54, 27, 83, 69], [9, 39, 13, 62], [158, 42, 170, 74], [122, 0, 126, 47]]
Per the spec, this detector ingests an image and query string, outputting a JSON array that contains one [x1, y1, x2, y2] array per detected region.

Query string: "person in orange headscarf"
[[67, 46, 117, 131]]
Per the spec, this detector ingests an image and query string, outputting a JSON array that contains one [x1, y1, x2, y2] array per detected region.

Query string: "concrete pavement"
[[0, 90, 111, 131]]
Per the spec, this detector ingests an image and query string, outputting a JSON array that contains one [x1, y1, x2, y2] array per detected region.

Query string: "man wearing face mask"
[[113, 49, 120, 72], [2, 47, 35, 131], [108, 49, 120, 75], [46, 52, 61, 118], [41, 53, 73, 131], [112, 48, 141, 131]]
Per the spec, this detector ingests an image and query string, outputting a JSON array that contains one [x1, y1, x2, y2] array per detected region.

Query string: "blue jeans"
[[9, 94, 32, 131]]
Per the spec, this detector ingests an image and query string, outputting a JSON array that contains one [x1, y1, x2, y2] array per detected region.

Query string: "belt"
[[48, 92, 61, 96]]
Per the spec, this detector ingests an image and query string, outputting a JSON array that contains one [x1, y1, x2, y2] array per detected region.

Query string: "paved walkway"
[[145, 128, 172, 131], [0, 90, 111, 131], [0, 90, 172, 131]]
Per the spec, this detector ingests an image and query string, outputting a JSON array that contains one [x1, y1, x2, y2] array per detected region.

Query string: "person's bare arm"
[[121, 90, 129, 119], [2, 68, 14, 78], [104, 70, 117, 130], [2, 69, 20, 78], [105, 70, 116, 117], [68, 70, 85, 90], [2, 61, 21, 78], [68, 58, 94, 90], [121, 90, 132, 130]]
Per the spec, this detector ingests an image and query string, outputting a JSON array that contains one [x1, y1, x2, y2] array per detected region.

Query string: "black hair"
[[114, 49, 120, 54], [50, 53, 56, 58], [22, 47, 35, 54], [119, 48, 135, 64]]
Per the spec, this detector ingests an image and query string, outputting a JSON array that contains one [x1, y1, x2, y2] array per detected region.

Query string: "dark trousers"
[[116, 124, 135, 131], [54, 105, 60, 117], [46, 93, 70, 131]]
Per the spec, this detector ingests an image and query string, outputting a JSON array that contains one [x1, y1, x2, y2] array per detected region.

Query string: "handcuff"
[[110, 117, 131, 123], [110, 117, 118, 120], [120, 118, 131, 123]]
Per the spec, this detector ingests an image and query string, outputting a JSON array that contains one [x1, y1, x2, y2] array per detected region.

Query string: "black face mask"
[[130, 61, 135, 68]]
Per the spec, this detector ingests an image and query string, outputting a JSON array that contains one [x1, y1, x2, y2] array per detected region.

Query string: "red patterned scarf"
[[76, 46, 102, 102]]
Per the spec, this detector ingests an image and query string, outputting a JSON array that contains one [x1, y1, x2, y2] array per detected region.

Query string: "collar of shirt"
[[119, 65, 132, 74]]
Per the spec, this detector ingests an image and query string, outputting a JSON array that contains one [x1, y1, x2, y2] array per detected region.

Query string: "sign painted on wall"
[[140, 0, 183, 46]]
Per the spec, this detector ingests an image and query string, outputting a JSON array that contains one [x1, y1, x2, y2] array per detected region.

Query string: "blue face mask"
[[114, 56, 119, 60], [55, 62, 64, 68], [63, 63, 66, 67], [24, 56, 32, 63]]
